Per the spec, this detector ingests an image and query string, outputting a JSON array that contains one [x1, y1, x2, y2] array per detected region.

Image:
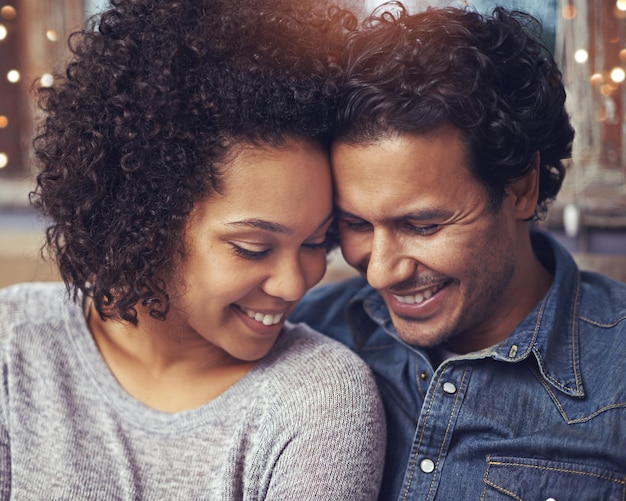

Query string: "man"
[[291, 5, 626, 500]]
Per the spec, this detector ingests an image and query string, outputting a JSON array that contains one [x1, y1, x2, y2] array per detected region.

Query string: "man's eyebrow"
[[226, 212, 334, 235], [336, 207, 453, 221], [398, 209, 454, 221], [336, 208, 361, 219]]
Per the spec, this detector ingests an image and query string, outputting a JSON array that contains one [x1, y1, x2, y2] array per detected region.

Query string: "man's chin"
[[390, 314, 453, 349]]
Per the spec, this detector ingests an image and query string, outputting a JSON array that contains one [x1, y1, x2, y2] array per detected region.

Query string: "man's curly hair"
[[31, 0, 355, 324], [334, 3, 575, 218]]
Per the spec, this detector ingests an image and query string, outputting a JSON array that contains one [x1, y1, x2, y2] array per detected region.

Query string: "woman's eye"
[[231, 244, 271, 260], [301, 240, 327, 251]]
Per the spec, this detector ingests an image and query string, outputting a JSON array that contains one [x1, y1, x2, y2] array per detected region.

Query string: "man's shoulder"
[[572, 272, 626, 404], [578, 270, 626, 328], [538, 230, 626, 330]]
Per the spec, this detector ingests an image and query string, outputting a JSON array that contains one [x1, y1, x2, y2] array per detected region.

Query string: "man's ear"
[[508, 152, 540, 220]]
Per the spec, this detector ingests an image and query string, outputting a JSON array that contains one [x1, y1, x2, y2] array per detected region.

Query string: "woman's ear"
[[508, 152, 540, 220]]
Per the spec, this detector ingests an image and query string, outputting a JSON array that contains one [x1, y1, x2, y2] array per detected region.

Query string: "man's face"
[[332, 125, 527, 353]]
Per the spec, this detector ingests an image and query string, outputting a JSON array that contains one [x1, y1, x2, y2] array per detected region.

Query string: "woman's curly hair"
[[334, 2, 575, 218], [31, 0, 355, 324]]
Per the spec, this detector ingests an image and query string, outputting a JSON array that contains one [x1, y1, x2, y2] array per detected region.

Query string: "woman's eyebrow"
[[226, 219, 293, 235], [226, 211, 333, 235]]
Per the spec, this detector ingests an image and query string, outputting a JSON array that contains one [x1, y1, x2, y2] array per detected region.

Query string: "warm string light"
[[590, 73, 603, 85], [0, 6, 58, 172], [611, 67, 626, 83], [562, 5, 577, 20], [0, 4, 58, 172], [574, 49, 588, 63], [0, 5, 17, 171], [6, 69, 19, 83], [0, 5, 16, 20], [40, 73, 54, 87], [564, 2, 626, 114]]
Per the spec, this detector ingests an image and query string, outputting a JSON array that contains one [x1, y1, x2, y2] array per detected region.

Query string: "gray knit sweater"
[[0, 282, 385, 500]]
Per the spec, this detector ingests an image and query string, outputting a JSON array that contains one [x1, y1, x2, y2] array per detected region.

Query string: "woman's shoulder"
[[273, 321, 372, 372], [0, 282, 70, 331], [245, 321, 386, 490], [259, 321, 380, 404]]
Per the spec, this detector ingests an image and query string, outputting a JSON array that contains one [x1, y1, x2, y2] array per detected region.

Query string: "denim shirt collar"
[[349, 230, 585, 398]]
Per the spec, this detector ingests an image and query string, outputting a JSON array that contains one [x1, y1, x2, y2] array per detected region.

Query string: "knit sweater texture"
[[0, 282, 385, 500]]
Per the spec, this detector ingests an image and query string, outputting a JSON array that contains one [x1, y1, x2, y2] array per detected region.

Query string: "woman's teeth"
[[241, 307, 284, 326]]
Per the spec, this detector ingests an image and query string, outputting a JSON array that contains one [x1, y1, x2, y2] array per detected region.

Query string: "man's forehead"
[[331, 127, 486, 221], [332, 129, 470, 184]]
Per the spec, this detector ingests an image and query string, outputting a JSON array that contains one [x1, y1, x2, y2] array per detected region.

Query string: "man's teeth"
[[242, 307, 284, 326], [392, 287, 436, 304]]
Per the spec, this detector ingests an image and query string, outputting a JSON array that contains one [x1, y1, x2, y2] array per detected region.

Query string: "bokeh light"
[[590, 73, 603, 85], [40, 73, 54, 87], [574, 49, 588, 63], [7, 69, 19, 83], [610, 67, 626, 83], [561, 5, 577, 20], [0, 5, 16, 20]]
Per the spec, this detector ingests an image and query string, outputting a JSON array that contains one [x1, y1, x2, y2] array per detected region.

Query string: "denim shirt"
[[291, 231, 626, 500]]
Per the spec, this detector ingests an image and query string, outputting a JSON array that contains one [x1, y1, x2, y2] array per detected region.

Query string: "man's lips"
[[383, 280, 450, 318], [390, 281, 446, 305]]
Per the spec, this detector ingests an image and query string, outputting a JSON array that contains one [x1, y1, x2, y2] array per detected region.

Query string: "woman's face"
[[167, 138, 332, 362]]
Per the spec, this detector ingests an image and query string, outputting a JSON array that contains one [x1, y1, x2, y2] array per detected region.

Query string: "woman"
[[0, 0, 385, 499]]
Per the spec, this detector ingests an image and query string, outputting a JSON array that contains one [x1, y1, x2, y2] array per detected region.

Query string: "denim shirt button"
[[419, 371, 429, 381], [442, 382, 457, 394], [545, 498, 556, 501], [420, 458, 435, 473]]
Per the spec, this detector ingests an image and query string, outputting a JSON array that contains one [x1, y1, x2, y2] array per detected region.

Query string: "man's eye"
[[405, 223, 440, 236], [340, 219, 372, 232], [231, 244, 271, 260]]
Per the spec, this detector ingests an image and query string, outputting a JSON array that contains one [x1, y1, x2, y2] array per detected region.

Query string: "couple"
[[1, 0, 624, 499]]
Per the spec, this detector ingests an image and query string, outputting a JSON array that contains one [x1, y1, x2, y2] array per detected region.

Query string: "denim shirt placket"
[[358, 256, 585, 500]]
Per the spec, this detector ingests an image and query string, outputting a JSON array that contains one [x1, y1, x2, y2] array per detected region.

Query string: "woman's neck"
[[87, 303, 255, 412]]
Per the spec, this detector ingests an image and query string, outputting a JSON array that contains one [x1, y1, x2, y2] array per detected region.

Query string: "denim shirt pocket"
[[481, 456, 626, 501]]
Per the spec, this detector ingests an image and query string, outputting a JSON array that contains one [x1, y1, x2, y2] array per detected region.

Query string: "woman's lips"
[[233, 304, 288, 336], [238, 305, 285, 326]]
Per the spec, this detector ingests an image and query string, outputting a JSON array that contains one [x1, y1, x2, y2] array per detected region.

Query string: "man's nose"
[[365, 230, 416, 291]]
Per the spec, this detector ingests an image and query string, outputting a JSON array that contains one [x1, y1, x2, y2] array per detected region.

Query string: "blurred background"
[[0, 0, 625, 288]]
